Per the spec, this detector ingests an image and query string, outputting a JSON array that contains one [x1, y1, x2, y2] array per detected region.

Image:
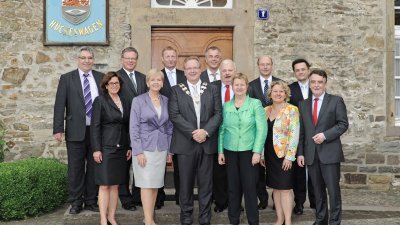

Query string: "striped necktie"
[[263, 80, 269, 105], [83, 74, 92, 118]]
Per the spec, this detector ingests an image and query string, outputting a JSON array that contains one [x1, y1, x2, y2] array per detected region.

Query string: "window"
[[395, 1, 400, 126], [151, 0, 232, 8]]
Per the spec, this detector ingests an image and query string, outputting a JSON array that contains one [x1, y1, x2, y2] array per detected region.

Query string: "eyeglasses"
[[78, 56, 94, 61], [107, 82, 120, 86], [123, 57, 137, 61]]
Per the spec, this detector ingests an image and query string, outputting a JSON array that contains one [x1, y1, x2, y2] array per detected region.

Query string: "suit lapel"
[[317, 93, 330, 126], [120, 69, 138, 96], [180, 82, 197, 116], [105, 94, 122, 117], [72, 70, 85, 103], [162, 69, 172, 89], [144, 93, 160, 125], [92, 70, 102, 89], [254, 79, 264, 100]]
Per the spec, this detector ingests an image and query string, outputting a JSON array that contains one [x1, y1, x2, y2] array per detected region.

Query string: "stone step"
[[63, 201, 400, 225]]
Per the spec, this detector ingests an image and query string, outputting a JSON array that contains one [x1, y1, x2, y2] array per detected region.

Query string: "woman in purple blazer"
[[130, 69, 173, 225]]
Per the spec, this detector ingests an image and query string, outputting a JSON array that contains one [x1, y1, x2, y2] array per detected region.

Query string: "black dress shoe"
[[258, 201, 267, 210], [133, 201, 142, 207], [122, 203, 137, 211], [181, 223, 191, 225], [84, 204, 99, 212], [294, 204, 304, 215], [200, 223, 210, 225], [69, 205, 82, 214], [214, 205, 226, 213]]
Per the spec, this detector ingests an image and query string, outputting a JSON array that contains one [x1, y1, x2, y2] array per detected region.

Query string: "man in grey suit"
[[169, 56, 222, 225], [200, 46, 222, 83], [53, 46, 103, 214], [297, 69, 349, 225], [117, 47, 148, 211], [159, 46, 187, 207]]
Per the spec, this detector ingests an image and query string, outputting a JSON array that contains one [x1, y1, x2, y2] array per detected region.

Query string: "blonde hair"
[[232, 72, 249, 86], [267, 80, 291, 102], [146, 68, 164, 83]]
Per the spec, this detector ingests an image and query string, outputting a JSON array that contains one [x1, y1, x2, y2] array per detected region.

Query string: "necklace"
[[149, 93, 160, 101]]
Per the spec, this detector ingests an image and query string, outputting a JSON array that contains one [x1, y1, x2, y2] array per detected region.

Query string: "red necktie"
[[224, 85, 230, 102], [313, 97, 319, 126]]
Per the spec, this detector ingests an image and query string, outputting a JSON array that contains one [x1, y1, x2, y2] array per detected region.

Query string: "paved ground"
[[1, 188, 400, 225]]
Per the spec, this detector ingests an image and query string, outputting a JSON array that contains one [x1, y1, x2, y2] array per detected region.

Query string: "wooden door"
[[151, 27, 233, 71]]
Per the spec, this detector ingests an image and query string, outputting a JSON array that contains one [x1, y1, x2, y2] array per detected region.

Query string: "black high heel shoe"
[[107, 220, 112, 225]]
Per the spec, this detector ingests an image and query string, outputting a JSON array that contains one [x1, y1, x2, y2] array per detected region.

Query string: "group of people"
[[53, 45, 349, 225]]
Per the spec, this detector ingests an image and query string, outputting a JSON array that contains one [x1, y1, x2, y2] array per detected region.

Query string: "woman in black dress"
[[264, 81, 300, 225], [91, 72, 132, 225]]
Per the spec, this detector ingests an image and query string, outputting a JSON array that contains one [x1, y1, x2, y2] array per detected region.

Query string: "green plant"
[[0, 123, 7, 163], [0, 158, 68, 221]]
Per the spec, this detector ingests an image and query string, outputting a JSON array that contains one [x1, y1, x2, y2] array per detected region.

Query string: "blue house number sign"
[[257, 8, 269, 20]]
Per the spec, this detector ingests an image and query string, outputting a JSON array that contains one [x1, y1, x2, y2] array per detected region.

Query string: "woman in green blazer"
[[218, 73, 267, 225]]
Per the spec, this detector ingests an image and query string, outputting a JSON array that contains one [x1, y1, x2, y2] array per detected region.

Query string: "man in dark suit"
[[169, 56, 222, 225], [211, 59, 235, 213], [288, 59, 316, 215], [158, 46, 186, 208], [248, 55, 281, 210], [117, 47, 148, 211], [53, 46, 103, 214], [200, 46, 222, 83], [297, 70, 349, 225]]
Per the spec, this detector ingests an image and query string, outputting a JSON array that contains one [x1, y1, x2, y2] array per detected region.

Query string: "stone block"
[[344, 173, 367, 184], [387, 155, 399, 166], [368, 175, 391, 184], [22, 54, 33, 65], [365, 153, 385, 164], [341, 164, 358, 172], [378, 166, 400, 173], [12, 123, 29, 131], [359, 166, 377, 173], [345, 158, 363, 164], [36, 51, 50, 64], [2, 67, 29, 85]]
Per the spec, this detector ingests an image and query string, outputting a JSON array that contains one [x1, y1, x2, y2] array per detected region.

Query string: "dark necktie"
[[83, 74, 92, 118], [224, 85, 230, 102], [263, 80, 269, 105], [313, 97, 319, 126]]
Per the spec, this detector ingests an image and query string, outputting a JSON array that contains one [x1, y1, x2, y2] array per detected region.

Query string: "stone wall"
[[0, 0, 132, 161], [254, 0, 400, 190], [0, 0, 399, 190]]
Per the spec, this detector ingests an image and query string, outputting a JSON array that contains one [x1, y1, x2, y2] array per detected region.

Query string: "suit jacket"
[[159, 68, 186, 98], [288, 81, 312, 107], [117, 68, 147, 110], [265, 103, 300, 161], [90, 94, 130, 151], [200, 70, 210, 83], [248, 76, 282, 107], [130, 93, 173, 156], [218, 96, 267, 155], [53, 69, 104, 142], [297, 93, 349, 165], [168, 81, 222, 155]]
